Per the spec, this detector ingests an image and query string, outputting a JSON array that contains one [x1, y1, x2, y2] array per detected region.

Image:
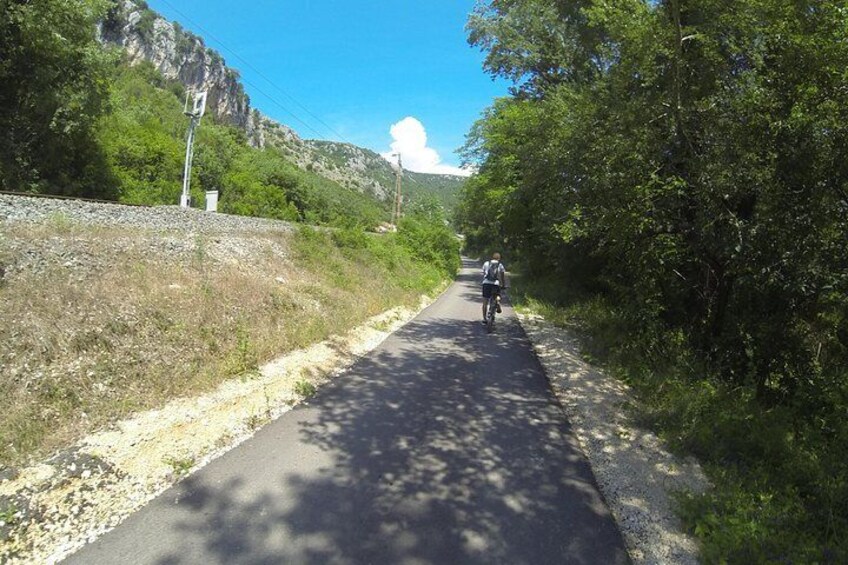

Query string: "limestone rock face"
[[99, 0, 254, 138]]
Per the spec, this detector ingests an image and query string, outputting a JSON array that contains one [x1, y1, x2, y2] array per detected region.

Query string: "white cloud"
[[380, 117, 471, 177]]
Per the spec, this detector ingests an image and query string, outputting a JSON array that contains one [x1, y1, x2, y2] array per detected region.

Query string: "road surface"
[[64, 258, 629, 564]]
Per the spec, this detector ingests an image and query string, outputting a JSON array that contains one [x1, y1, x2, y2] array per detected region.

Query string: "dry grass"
[[0, 222, 433, 467]]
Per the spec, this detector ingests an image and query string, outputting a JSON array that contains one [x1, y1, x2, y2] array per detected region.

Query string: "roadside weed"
[[163, 455, 195, 477], [294, 380, 316, 398]]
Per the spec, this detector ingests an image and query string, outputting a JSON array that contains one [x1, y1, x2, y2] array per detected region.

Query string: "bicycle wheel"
[[486, 298, 496, 332]]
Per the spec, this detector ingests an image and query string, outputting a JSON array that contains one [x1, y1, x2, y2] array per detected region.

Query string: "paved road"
[[64, 258, 629, 565]]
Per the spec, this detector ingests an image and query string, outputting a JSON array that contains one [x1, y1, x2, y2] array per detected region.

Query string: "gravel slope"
[[0, 193, 296, 233]]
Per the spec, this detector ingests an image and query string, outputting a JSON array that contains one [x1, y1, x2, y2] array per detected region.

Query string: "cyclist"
[[481, 252, 506, 324]]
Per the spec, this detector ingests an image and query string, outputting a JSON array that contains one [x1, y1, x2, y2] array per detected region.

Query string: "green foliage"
[[332, 226, 369, 251], [292, 210, 456, 302], [0, 0, 115, 196], [135, 7, 157, 40], [0, 501, 19, 526], [224, 324, 258, 376], [244, 412, 269, 431], [162, 454, 195, 477], [293, 380, 316, 398], [307, 140, 467, 217], [404, 172, 466, 216], [206, 48, 223, 66], [219, 149, 300, 221], [173, 23, 197, 56], [462, 1, 848, 560], [97, 60, 186, 204], [397, 207, 461, 278]]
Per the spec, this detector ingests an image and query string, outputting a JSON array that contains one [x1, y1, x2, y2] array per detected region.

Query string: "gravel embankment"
[[0, 193, 296, 234], [518, 312, 710, 565], [0, 195, 294, 283]]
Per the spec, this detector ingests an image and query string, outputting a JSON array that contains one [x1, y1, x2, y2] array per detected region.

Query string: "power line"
[[156, 0, 353, 144], [235, 74, 327, 140]]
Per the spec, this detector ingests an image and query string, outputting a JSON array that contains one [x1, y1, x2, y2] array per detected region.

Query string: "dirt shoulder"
[[517, 312, 710, 565]]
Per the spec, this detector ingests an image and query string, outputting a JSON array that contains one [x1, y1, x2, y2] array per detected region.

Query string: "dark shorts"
[[482, 283, 501, 299]]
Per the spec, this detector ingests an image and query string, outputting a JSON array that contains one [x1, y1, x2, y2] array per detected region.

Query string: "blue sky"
[[147, 0, 510, 174]]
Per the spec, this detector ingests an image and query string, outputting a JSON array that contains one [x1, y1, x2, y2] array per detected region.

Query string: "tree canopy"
[[0, 0, 114, 196]]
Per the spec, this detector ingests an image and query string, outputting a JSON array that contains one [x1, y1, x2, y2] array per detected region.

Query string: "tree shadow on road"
[[149, 261, 630, 564]]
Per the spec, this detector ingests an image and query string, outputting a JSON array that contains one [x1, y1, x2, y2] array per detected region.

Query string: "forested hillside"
[[0, 0, 378, 225], [100, 60, 387, 224], [458, 1, 848, 562], [273, 139, 467, 211]]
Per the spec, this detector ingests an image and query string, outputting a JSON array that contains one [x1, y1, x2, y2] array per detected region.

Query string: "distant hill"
[[284, 137, 465, 210]]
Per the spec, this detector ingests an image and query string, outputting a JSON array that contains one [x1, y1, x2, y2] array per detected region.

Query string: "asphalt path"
[[64, 258, 629, 565]]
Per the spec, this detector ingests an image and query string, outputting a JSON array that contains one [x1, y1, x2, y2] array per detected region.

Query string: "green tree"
[[96, 59, 186, 203], [219, 148, 300, 221], [0, 0, 114, 196]]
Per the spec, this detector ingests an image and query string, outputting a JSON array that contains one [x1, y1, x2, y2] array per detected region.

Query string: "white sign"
[[205, 190, 218, 212]]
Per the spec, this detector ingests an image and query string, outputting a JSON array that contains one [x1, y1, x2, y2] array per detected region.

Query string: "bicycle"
[[484, 287, 505, 332]]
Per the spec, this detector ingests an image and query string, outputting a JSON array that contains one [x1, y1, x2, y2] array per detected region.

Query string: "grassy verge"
[[510, 271, 847, 564], [0, 222, 454, 468]]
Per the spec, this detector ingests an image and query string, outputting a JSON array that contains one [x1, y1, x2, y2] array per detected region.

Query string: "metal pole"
[[394, 154, 403, 225], [180, 92, 206, 208], [180, 117, 197, 208]]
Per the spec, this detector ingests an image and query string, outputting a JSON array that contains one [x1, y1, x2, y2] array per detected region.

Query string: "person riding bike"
[[481, 252, 506, 324]]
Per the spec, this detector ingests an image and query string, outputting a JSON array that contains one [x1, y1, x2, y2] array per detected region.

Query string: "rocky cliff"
[[99, 0, 257, 137]]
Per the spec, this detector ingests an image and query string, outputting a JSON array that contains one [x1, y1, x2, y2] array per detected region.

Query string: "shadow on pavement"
[[70, 257, 629, 565]]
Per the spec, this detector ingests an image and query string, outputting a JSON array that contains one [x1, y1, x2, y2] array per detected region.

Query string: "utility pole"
[[180, 91, 207, 208], [392, 153, 403, 227]]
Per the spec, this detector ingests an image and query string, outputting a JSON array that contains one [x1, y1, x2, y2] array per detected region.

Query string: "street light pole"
[[391, 153, 403, 227], [180, 91, 207, 208]]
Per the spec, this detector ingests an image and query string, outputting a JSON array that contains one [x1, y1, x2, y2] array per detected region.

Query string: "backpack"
[[485, 261, 501, 283]]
